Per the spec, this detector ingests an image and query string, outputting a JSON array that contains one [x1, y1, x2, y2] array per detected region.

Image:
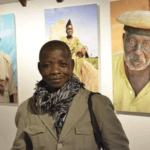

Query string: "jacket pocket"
[[75, 123, 98, 150], [75, 123, 93, 135], [24, 124, 45, 150]]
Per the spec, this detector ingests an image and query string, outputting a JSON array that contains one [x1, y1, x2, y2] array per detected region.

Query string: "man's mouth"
[[132, 59, 142, 65], [51, 78, 61, 80], [49, 77, 63, 82], [50, 79, 62, 84]]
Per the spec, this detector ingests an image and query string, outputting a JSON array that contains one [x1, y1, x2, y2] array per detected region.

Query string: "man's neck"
[[125, 62, 150, 96], [67, 35, 72, 39]]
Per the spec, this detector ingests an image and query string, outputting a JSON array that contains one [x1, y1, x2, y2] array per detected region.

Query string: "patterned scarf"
[[33, 74, 84, 134]]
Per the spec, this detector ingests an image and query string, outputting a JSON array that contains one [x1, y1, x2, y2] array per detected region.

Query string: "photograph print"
[[0, 13, 17, 103], [111, 0, 150, 114], [45, 4, 99, 92]]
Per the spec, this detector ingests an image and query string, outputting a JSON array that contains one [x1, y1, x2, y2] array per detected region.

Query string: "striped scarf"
[[33, 74, 84, 134]]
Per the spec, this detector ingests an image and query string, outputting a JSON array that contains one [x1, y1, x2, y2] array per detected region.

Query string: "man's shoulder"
[[60, 36, 67, 41], [0, 50, 12, 63], [18, 97, 34, 113], [80, 88, 114, 118], [73, 37, 79, 39], [112, 51, 124, 59], [73, 37, 79, 41], [112, 51, 124, 66], [78, 88, 112, 107]]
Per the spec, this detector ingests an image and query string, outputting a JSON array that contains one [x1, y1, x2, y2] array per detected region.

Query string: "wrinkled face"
[[39, 46, 74, 92], [66, 25, 73, 36], [123, 32, 150, 71]]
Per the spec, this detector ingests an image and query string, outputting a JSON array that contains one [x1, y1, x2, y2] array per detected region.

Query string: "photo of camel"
[[44, 4, 98, 92]]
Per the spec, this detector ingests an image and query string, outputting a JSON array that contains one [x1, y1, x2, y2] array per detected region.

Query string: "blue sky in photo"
[[45, 4, 98, 57]]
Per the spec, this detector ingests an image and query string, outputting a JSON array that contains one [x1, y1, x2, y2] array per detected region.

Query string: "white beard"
[[124, 53, 150, 71]]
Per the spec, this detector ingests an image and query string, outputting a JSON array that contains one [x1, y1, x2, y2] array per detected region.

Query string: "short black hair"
[[39, 40, 72, 61]]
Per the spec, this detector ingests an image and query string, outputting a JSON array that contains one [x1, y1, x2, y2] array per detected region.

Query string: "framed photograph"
[[0, 14, 17, 103], [111, 0, 150, 114], [44, 4, 98, 92]]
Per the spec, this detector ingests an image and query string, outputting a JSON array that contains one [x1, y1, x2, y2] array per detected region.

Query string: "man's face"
[[39, 46, 74, 92], [123, 32, 150, 71], [66, 25, 73, 36]]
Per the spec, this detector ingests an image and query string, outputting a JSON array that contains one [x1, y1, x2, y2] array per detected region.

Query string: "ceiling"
[[0, 0, 33, 5]]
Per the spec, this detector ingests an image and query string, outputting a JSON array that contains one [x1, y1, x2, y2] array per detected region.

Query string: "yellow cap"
[[117, 10, 150, 29]]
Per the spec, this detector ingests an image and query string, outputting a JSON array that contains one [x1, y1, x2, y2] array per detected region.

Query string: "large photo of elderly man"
[[0, 14, 17, 103], [111, 0, 150, 113], [44, 4, 98, 92]]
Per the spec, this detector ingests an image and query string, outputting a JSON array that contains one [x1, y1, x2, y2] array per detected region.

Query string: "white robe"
[[0, 50, 17, 103]]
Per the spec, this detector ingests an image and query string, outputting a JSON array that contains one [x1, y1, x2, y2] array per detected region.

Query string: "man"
[[11, 40, 129, 150], [113, 10, 150, 113], [61, 19, 89, 79], [0, 50, 17, 103]]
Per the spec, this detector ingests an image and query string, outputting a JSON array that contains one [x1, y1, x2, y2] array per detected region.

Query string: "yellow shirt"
[[60, 37, 85, 55], [61, 37, 86, 78], [112, 52, 150, 113]]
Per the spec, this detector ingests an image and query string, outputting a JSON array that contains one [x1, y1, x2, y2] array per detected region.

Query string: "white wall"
[[0, 0, 149, 150]]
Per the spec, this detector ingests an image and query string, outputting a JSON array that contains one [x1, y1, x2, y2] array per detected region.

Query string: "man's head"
[[66, 19, 73, 38], [117, 11, 150, 71], [38, 40, 74, 92], [123, 32, 150, 71]]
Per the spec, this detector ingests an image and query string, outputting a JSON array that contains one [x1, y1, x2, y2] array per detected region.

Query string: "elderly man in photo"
[[113, 11, 150, 113], [11, 40, 130, 150], [0, 49, 17, 103]]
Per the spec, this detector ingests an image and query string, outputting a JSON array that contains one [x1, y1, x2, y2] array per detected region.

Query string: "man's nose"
[[51, 64, 60, 74], [135, 44, 142, 56]]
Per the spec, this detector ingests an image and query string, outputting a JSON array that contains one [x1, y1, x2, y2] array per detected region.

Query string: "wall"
[[0, 0, 149, 150]]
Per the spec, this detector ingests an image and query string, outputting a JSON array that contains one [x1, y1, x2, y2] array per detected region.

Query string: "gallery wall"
[[0, 0, 149, 150]]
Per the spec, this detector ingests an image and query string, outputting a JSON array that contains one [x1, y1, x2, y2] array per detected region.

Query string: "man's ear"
[[71, 59, 75, 72], [38, 62, 41, 74]]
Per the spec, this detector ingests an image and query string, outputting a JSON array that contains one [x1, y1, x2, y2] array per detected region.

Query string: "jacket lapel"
[[31, 100, 58, 140], [59, 88, 90, 141]]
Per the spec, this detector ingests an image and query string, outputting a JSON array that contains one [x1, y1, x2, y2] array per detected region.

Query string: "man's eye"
[[129, 40, 136, 44], [143, 43, 150, 47], [43, 64, 50, 68], [60, 63, 67, 67]]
